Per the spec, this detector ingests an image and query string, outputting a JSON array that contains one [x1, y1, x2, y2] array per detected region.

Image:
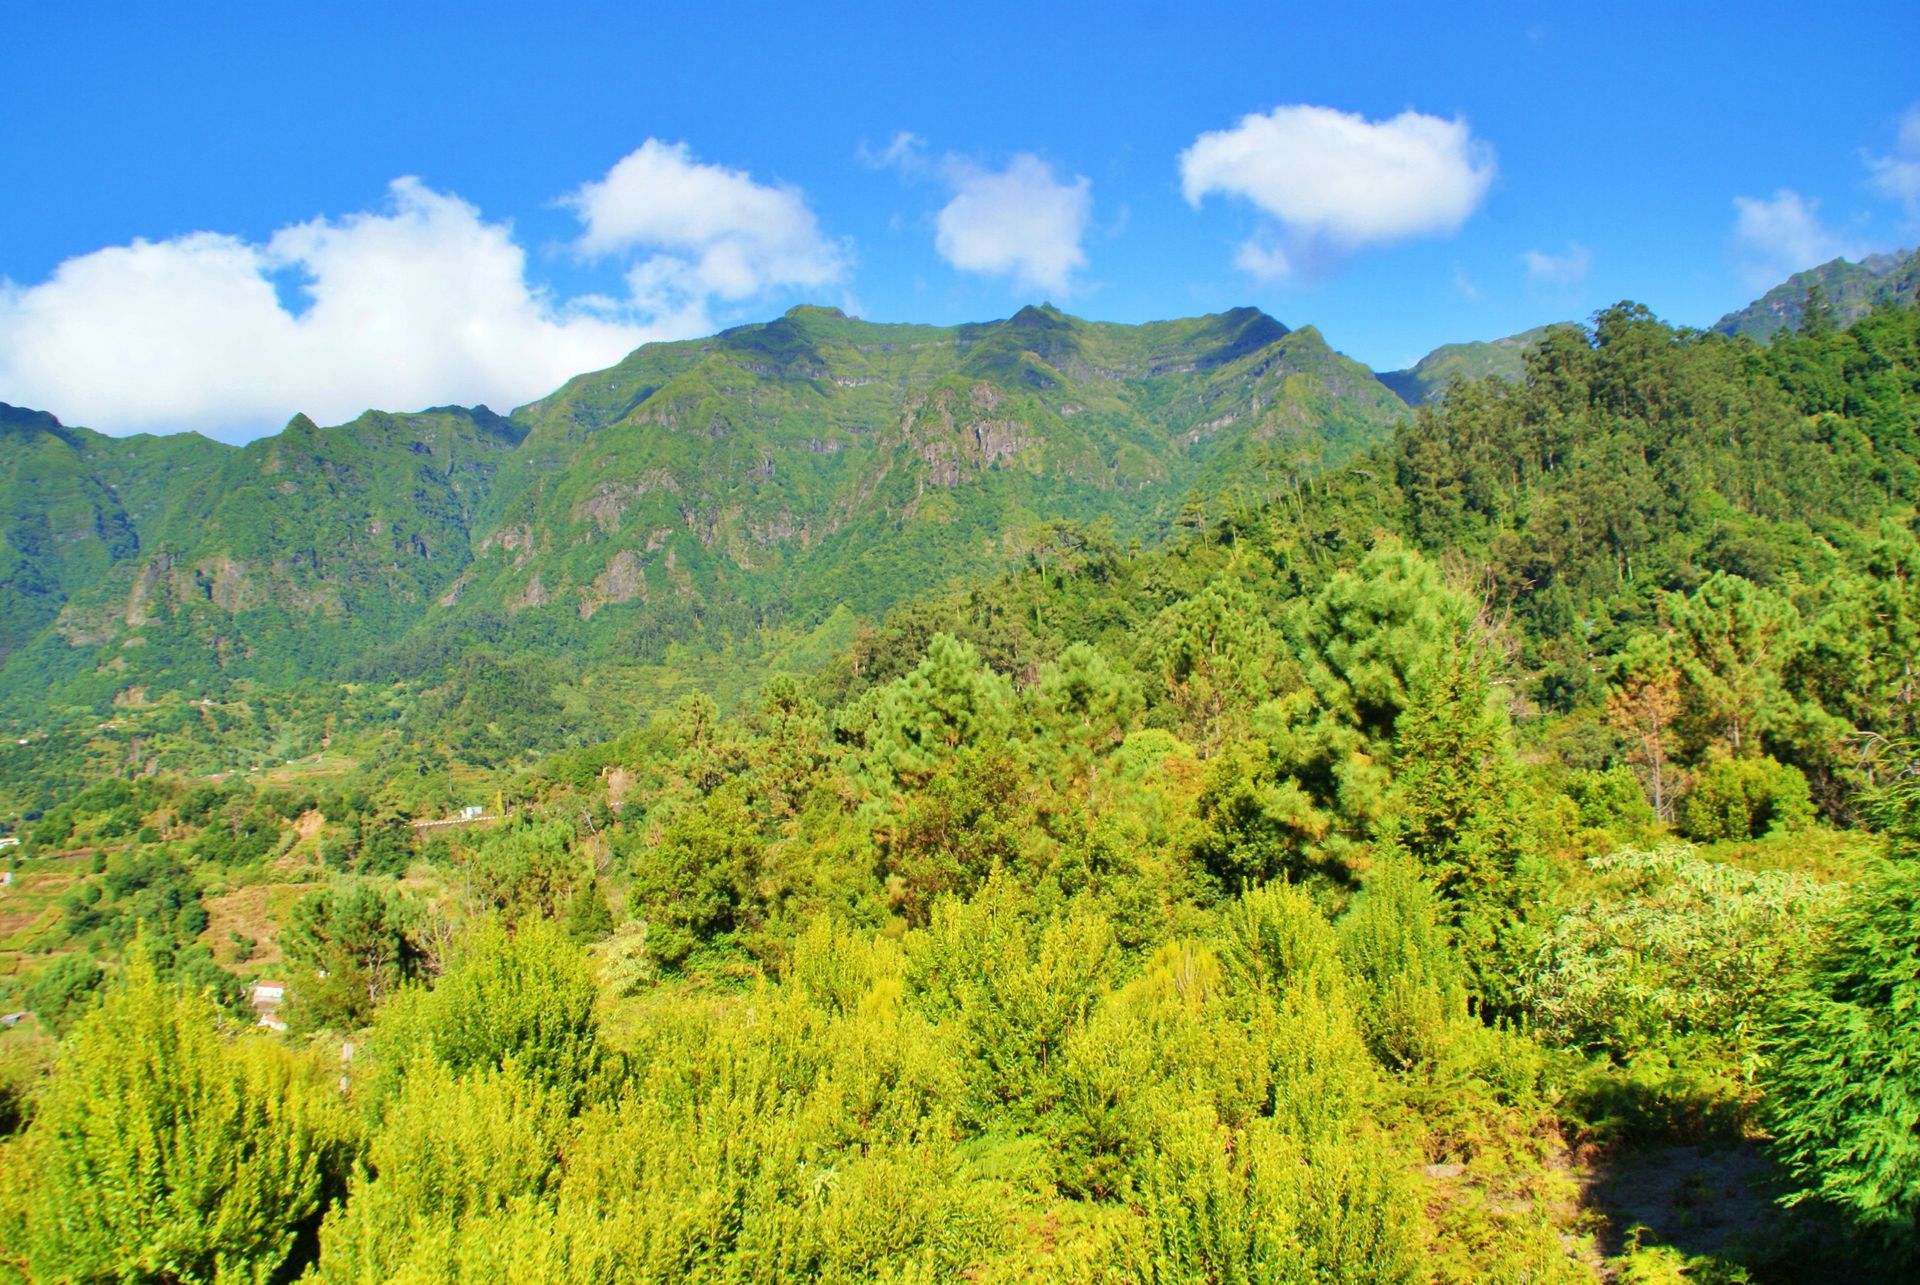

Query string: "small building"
[[0, 1012, 28, 1028], [0, 871, 12, 887], [0, 835, 18, 849], [249, 980, 288, 1031], [459, 804, 485, 821]]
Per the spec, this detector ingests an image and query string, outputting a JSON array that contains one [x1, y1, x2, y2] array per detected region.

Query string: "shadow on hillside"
[[1581, 1140, 1781, 1263], [1579, 1140, 1907, 1282]]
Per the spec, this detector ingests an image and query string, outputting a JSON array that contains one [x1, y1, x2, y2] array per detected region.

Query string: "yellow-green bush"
[[8, 951, 356, 1284]]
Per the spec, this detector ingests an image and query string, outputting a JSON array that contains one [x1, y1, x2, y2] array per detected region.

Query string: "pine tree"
[[1764, 857, 1920, 1250], [282, 882, 421, 1031], [1147, 581, 1276, 752], [868, 633, 1016, 784], [1664, 572, 1802, 759], [1030, 641, 1144, 786], [1764, 766, 1920, 1250]]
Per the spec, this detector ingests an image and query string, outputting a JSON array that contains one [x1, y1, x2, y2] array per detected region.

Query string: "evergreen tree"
[[1146, 581, 1277, 752], [1294, 539, 1475, 745], [1765, 764, 1920, 1250], [868, 633, 1017, 784], [1029, 641, 1144, 786], [1664, 572, 1802, 759], [1764, 856, 1920, 1250], [282, 882, 422, 1031]]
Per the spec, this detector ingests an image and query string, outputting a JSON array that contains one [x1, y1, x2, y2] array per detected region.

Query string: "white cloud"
[[1522, 242, 1592, 285], [1730, 188, 1862, 289], [0, 146, 847, 441], [858, 131, 929, 174], [564, 139, 843, 318], [1867, 104, 1920, 222], [1179, 104, 1496, 278], [933, 154, 1092, 295], [0, 179, 664, 440], [1233, 239, 1293, 282]]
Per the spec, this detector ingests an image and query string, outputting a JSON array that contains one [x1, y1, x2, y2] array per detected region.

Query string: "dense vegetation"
[[3, 293, 1920, 1280]]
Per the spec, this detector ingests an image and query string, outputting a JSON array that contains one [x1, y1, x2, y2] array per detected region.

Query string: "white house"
[[249, 980, 288, 1030]]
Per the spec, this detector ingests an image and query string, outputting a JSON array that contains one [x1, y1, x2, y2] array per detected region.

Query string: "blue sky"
[[3, 1, 1916, 440]]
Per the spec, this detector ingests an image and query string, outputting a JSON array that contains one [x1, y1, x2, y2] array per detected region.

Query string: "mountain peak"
[[1378, 325, 1560, 406], [0, 402, 70, 441], [783, 304, 848, 323], [1208, 306, 1289, 347], [1009, 303, 1072, 331]]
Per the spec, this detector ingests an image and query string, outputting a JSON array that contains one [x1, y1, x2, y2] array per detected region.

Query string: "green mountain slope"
[[1377, 325, 1560, 406], [0, 304, 1412, 718], [1, 404, 526, 707], [1713, 248, 1920, 342], [0, 405, 230, 666], [443, 306, 1405, 645]]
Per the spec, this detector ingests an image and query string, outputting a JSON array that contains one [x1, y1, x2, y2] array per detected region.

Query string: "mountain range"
[[2, 304, 1422, 716], [4, 259, 1903, 731]]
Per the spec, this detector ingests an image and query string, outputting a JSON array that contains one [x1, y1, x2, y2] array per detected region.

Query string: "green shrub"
[[906, 875, 1115, 1129], [1525, 845, 1838, 1141], [1566, 764, 1658, 837], [310, 1061, 569, 1283], [368, 917, 607, 1112], [1338, 859, 1471, 1073], [1523, 846, 1834, 1065], [1681, 756, 1813, 843], [1125, 1110, 1424, 1285]]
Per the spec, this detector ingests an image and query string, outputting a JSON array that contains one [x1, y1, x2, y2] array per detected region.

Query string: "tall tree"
[[1664, 572, 1802, 758], [1607, 633, 1683, 822], [868, 633, 1017, 785]]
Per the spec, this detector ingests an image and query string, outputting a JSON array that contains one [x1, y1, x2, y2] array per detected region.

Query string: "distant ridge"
[[1377, 325, 1561, 406], [1714, 248, 1920, 342]]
